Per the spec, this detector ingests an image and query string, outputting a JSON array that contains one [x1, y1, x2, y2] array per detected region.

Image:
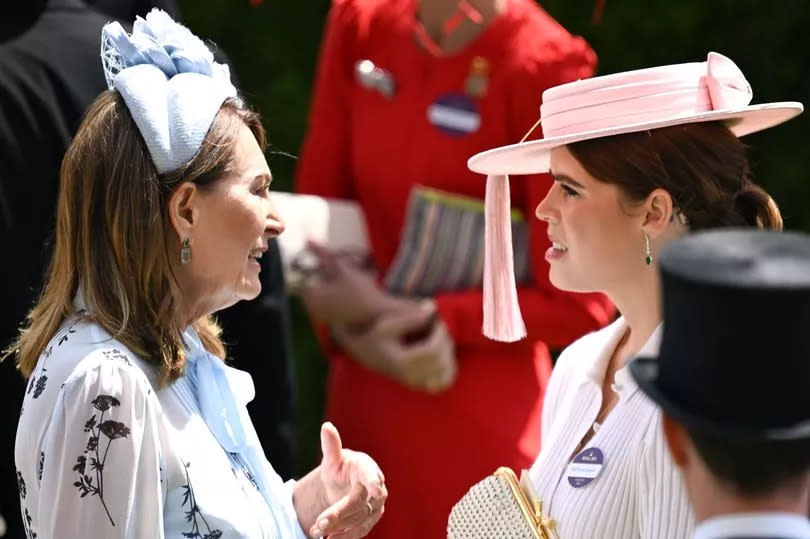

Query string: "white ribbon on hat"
[[100, 9, 237, 174]]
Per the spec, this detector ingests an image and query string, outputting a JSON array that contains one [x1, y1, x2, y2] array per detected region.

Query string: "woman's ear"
[[641, 188, 674, 239], [167, 182, 199, 241]]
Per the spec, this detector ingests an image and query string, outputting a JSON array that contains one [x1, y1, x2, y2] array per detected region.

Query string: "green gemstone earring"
[[644, 233, 653, 266], [180, 237, 192, 265]]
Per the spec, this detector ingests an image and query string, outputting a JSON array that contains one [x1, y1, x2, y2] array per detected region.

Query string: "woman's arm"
[[295, 0, 357, 202], [36, 354, 164, 538]]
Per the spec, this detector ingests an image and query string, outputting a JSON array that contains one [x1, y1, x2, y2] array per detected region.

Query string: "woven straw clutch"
[[447, 468, 557, 539]]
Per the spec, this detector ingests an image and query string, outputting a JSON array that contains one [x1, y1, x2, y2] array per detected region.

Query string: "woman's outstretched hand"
[[294, 422, 387, 538]]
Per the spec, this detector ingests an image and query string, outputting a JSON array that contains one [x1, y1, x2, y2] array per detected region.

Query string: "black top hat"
[[629, 228, 810, 440]]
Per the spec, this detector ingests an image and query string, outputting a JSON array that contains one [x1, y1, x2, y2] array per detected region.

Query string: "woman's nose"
[[535, 185, 557, 223]]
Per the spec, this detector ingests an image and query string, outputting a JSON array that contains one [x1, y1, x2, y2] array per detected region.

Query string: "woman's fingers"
[[310, 482, 369, 536]]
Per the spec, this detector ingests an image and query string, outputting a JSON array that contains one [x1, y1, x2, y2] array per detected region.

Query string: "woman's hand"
[[299, 243, 410, 328], [332, 302, 458, 393], [301, 242, 458, 392], [294, 423, 387, 538]]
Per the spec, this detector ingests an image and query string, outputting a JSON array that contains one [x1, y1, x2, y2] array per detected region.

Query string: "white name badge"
[[566, 447, 604, 488]]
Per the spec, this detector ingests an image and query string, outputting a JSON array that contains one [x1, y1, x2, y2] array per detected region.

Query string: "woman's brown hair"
[[567, 122, 782, 230], [4, 91, 266, 386]]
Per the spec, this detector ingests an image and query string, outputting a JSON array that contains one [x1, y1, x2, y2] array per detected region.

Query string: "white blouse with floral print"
[[14, 301, 308, 539]]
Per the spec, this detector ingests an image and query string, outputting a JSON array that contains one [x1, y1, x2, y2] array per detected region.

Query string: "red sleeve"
[[435, 31, 616, 351], [295, 0, 357, 200], [294, 0, 361, 355]]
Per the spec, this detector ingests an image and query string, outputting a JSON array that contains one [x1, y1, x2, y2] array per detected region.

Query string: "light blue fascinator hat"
[[100, 9, 237, 174]]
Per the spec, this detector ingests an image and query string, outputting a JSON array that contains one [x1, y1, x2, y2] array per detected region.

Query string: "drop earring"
[[644, 233, 653, 266], [180, 237, 191, 265]]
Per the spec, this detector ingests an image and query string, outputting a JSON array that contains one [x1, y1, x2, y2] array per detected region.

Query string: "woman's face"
[[178, 123, 284, 313], [535, 146, 647, 293]]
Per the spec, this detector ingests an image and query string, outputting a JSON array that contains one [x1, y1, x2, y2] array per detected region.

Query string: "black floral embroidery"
[[57, 325, 77, 346], [244, 468, 258, 491], [92, 395, 120, 411], [29, 331, 59, 400], [102, 348, 133, 367], [181, 463, 223, 538], [17, 469, 26, 499], [38, 452, 44, 482], [56, 324, 76, 346], [23, 507, 37, 539], [72, 394, 131, 526], [32, 368, 48, 399], [28, 317, 85, 405], [231, 455, 259, 491]]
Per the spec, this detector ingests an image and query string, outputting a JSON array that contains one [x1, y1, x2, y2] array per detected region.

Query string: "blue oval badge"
[[566, 446, 605, 488], [427, 93, 481, 137]]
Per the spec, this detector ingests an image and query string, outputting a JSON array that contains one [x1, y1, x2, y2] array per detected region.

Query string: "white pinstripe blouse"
[[529, 318, 695, 539]]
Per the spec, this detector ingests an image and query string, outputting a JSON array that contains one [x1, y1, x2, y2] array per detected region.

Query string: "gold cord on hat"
[[520, 116, 543, 143]]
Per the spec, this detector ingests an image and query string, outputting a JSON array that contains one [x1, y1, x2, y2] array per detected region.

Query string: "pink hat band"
[[540, 52, 753, 138]]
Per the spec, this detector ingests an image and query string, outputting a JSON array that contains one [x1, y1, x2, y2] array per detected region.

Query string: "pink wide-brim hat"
[[475, 52, 804, 342], [471, 52, 802, 175]]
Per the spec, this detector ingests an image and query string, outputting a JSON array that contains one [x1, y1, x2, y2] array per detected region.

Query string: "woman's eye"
[[561, 184, 579, 198]]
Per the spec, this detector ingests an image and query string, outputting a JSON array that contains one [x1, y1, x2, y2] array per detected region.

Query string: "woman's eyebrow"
[[552, 173, 585, 189]]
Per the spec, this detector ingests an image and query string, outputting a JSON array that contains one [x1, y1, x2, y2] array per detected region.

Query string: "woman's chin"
[[237, 279, 262, 301], [549, 267, 586, 293]]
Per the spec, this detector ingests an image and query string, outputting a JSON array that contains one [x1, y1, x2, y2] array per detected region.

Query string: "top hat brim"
[[629, 356, 810, 441], [468, 102, 803, 176]]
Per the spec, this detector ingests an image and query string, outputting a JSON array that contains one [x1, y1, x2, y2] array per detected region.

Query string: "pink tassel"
[[483, 174, 527, 342]]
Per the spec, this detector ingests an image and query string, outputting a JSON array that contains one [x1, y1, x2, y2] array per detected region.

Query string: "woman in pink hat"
[[453, 52, 803, 538], [295, 1, 616, 538]]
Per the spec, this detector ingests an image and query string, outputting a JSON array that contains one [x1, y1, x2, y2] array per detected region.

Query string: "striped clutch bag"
[[383, 186, 530, 297]]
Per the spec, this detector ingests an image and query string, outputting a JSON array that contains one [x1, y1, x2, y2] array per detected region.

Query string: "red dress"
[[295, 0, 615, 536]]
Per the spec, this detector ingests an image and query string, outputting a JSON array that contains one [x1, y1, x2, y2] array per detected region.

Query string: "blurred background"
[[178, 0, 810, 476]]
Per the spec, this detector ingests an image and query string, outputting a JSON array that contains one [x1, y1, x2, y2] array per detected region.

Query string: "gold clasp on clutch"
[[521, 471, 558, 539], [492, 468, 558, 539]]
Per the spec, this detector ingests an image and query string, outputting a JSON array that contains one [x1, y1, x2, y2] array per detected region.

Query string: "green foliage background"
[[180, 0, 810, 474]]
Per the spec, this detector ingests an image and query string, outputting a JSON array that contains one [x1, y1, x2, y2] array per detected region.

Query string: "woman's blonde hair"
[[4, 91, 266, 386]]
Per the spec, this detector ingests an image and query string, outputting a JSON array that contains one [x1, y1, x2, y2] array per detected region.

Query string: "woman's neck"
[[417, 0, 504, 40], [170, 281, 211, 331], [607, 267, 663, 365]]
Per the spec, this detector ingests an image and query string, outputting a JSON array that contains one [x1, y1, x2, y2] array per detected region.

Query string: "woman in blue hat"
[[8, 10, 386, 539]]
